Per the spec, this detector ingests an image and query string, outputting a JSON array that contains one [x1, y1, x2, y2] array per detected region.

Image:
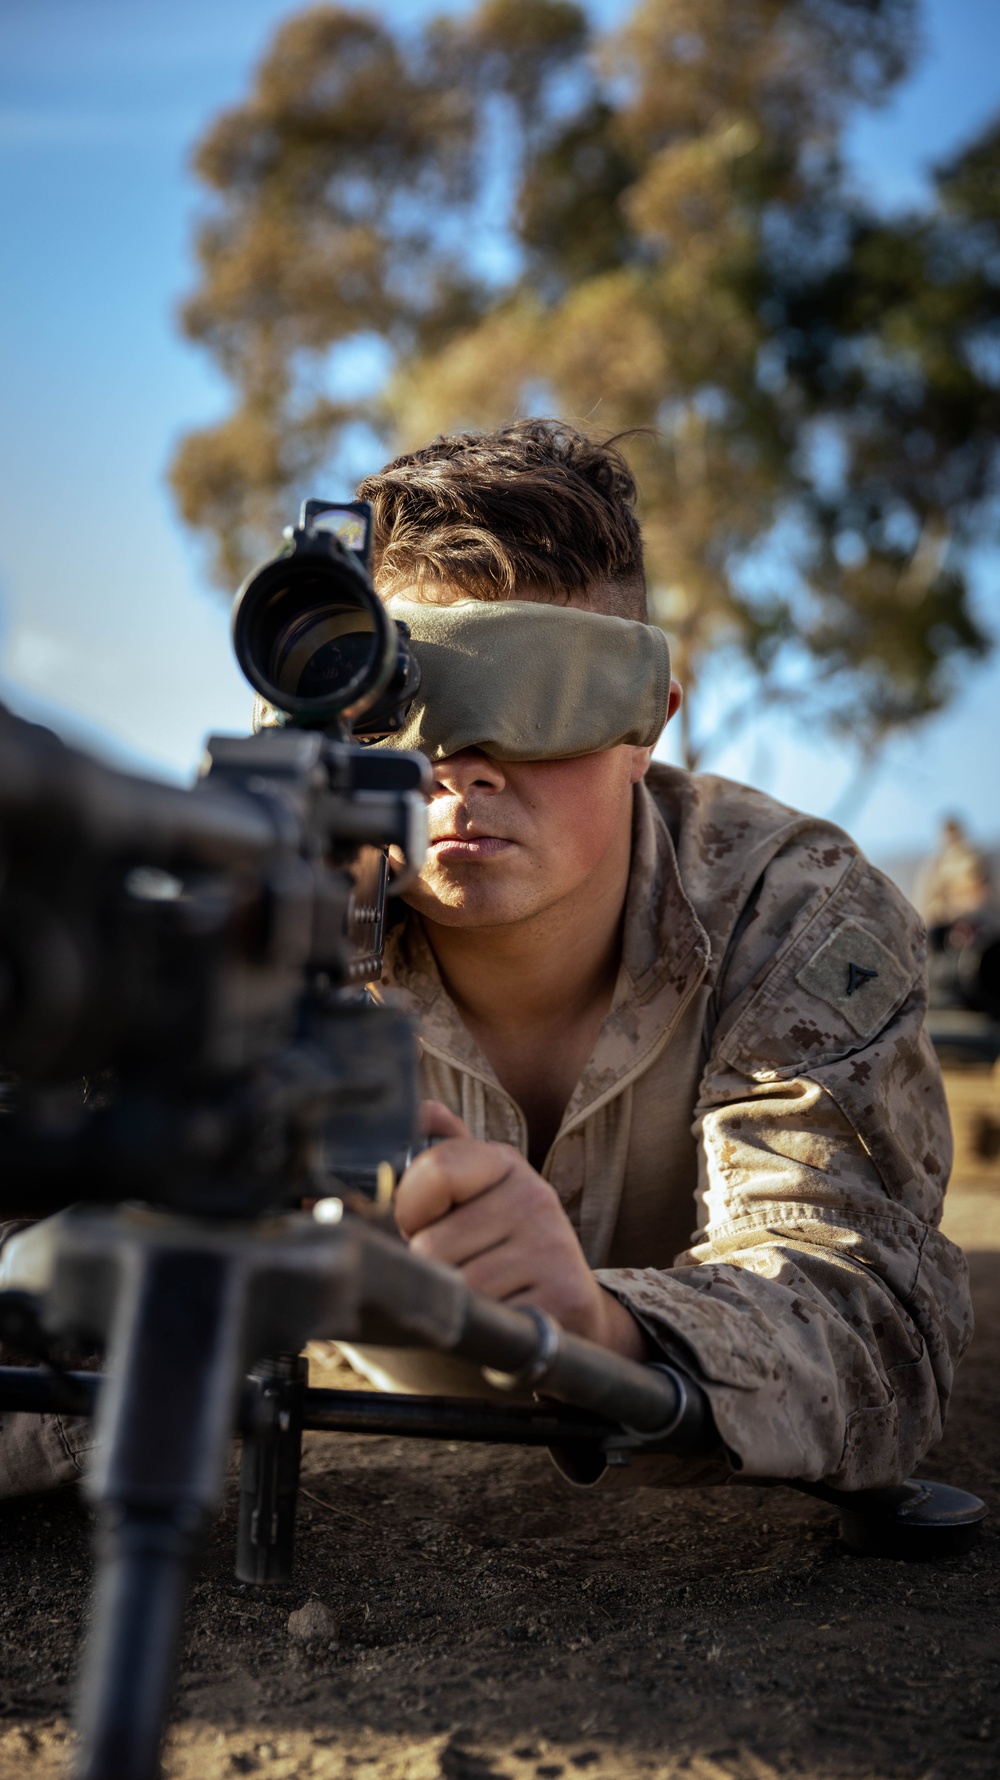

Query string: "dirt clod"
[[286, 1600, 339, 1642]]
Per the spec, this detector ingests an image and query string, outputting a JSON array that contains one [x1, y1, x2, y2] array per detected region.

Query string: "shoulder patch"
[[794, 918, 912, 1040]]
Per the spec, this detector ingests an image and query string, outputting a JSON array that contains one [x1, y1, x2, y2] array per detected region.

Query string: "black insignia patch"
[[845, 962, 879, 997], [795, 918, 911, 1039]]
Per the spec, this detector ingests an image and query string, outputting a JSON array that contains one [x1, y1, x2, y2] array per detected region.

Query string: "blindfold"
[[375, 598, 671, 761]]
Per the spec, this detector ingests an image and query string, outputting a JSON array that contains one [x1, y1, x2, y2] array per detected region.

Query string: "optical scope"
[[231, 498, 420, 734]]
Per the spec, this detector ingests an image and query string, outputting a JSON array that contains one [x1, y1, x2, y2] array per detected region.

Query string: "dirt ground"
[[2, 1097, 999, 1780]]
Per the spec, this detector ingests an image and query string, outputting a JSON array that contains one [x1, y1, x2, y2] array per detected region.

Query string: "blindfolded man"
[[335, 417, 970, 1492]]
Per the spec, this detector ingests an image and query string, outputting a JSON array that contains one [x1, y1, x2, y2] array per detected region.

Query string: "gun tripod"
[[0, 1205, 988, 1780]]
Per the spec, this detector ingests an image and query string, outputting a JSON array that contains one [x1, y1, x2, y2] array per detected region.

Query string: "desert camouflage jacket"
[[380, 763, 971, 1490]]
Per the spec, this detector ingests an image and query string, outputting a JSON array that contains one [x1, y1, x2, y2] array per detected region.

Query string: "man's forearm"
[[592, 1284, 654, 1362]]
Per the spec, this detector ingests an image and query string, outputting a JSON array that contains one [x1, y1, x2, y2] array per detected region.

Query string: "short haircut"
[[356, 419, 647, 620]]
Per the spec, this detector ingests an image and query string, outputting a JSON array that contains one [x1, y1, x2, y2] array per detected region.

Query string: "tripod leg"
[[75, 1509, 200, 1780], [237, 1353, 307, 1583], [73, 1244, 248, 1780]]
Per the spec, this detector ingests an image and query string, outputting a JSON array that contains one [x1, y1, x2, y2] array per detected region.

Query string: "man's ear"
[[630, 680, 682, 783], [629, 745, 654, 784]]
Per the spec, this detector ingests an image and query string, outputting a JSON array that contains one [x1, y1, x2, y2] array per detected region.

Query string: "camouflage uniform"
[[371, 764, 970, 1489], [0, 1219, 96, 1497], [0, 1395, 93, 1498]]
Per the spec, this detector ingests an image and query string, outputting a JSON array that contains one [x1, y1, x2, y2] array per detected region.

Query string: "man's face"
[[389, 580, 681, 930], [402, 743, 653, 931]]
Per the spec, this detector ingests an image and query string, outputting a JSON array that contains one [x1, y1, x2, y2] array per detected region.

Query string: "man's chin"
[[402, 872, 541, 930]]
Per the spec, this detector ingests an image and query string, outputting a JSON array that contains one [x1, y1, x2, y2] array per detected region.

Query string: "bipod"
[[0, 1203, 706, 1780]]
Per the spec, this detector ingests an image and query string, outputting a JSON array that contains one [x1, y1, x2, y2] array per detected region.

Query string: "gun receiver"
[[0, 712, 427, 1220]]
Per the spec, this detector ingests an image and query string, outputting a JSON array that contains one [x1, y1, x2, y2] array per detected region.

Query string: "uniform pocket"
[[830, 1396, 901, 1491]]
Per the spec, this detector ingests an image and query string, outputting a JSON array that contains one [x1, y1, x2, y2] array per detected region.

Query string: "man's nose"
[[431, 749, 507, 796]]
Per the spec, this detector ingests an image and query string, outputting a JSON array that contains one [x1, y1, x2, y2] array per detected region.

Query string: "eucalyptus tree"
[[171, 0, 997, 766]]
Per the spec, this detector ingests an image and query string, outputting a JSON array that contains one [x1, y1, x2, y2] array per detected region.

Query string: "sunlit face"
[[401, 744, 654, 930]]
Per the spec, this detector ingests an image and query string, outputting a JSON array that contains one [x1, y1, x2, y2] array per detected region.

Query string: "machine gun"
[[0, 501, 986, 1780]]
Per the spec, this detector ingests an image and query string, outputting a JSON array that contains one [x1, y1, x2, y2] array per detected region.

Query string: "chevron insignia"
[[846, 962, 879, 996]]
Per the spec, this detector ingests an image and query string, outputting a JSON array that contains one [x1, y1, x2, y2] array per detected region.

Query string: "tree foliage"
[[171, 0, 999, 766]]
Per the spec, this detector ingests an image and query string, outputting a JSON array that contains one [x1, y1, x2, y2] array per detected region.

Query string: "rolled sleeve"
[[600, 848, 971, 1489]]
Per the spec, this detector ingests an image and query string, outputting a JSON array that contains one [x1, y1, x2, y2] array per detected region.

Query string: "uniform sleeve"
[[597, 846, 972, 1489], [0, 1217, 95, 1498]]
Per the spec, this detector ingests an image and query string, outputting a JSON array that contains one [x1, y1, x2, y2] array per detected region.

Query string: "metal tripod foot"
[[798, 1475, 988, 1559], [837, 1477, 988, 1559]]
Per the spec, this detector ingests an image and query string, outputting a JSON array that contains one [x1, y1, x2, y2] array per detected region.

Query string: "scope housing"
[[232, 500, 402, 729]]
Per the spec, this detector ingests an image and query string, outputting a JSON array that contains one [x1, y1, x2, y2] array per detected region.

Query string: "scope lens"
[[233, 554, 395, 722], [266, 592, 376, 703]]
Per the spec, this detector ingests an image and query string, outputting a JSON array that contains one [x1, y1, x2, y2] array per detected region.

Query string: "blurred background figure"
[[917, 815, 995, 932], [915, 815, 1000, 1065]]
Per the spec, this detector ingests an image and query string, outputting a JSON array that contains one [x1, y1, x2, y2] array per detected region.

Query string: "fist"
[[393, 1101, 648, 1360]]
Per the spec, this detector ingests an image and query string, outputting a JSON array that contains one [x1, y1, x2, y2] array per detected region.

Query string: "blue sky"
[[0, 0, 998, 866]]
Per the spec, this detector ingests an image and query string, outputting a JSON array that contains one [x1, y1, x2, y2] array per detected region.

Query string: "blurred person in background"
[[917, 817, 994, 936], [917, 817, 1000, 1030]]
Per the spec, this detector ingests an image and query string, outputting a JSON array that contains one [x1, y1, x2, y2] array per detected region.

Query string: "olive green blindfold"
[[377, 599, 671, 762]]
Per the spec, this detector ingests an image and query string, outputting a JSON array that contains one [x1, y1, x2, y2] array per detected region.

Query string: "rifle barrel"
[[0, 708, 282, 868]]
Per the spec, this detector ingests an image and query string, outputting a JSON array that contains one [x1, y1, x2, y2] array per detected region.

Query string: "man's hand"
[[394, 1101, 649, 1361]]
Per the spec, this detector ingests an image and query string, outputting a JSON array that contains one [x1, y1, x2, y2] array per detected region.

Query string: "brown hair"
[[356, 419, 647, 619]]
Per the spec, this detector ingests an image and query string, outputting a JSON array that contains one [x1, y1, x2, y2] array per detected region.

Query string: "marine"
[[0, 417, 971, 1496], [341, 418, 971, 1491]]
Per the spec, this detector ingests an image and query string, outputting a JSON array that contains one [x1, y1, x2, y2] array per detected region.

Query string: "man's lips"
[[428, 834, 513, 859]]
